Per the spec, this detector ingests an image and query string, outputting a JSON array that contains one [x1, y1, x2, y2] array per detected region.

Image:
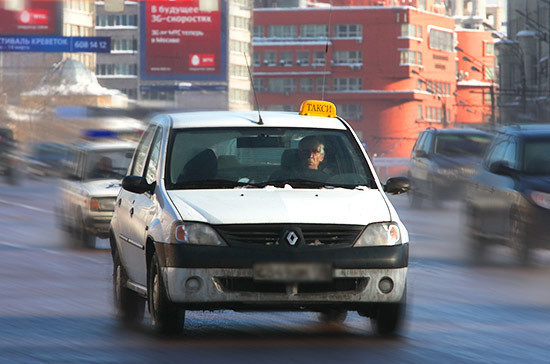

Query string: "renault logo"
[[286, 231, 299, 246]]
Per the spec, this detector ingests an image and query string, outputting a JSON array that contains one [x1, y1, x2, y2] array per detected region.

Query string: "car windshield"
[[84, 149, 134, 180], [165, 127, 376, 190], [523, 139, 550, 175], [434, 133, 492, 158]]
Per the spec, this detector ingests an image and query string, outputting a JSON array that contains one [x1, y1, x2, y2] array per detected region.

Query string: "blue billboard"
[[0, 36, 111, 53]]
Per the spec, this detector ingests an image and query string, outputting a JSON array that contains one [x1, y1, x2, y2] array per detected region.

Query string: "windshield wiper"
[[267, 179, 334, 189], [173, 179, 265, 189]]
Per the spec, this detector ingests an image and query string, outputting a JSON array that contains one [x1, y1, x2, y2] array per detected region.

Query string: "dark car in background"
[[25, 142, 71, 179], [408, 127, 493, 208], [0, 126, 18, 185], [465, 125, 550, 265]]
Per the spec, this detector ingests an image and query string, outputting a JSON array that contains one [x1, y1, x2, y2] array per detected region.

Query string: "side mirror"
[[384, 176, 410, 195], [122, 175, 155, 194], [489, 161, 516, 177], [415, 150, 428, 159]]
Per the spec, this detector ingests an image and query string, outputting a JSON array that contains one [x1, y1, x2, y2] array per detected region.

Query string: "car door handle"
[[129, 207, 134, 217], [118, 198, 122, 207]]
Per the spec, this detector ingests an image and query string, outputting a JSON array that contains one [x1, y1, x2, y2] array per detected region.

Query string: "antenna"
[[321, 0, 333, 101], [244, 53, 263, 125]]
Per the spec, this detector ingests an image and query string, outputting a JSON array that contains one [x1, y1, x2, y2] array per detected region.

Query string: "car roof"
[[72, 139, 137, 151], [498, 124, 550, 138], [157, 111, 348, 130], [427, 127, 492, 136]]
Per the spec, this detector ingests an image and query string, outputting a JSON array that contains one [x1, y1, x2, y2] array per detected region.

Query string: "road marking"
[[0, 198, 50, 213]]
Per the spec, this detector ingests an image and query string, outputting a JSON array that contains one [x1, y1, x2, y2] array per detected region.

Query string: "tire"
[[510, 212, 530, 266], [113, 253, 145, 324], [148, 251, 185, 335], [318, 310, 347, 323], [408, 177, 423, 209], [465, 205, 486, 264], [370, 287, 407, 336]]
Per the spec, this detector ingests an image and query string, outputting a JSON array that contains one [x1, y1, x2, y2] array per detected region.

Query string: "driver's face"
[[299, 143, 325, 170]]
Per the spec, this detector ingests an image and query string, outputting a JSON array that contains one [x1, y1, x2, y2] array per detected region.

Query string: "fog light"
[[378, 277, 394, 294], [185, 277, 202, 293]]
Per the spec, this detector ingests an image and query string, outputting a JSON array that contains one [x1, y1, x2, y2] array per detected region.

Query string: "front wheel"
[[370, 288, 407, 336], [113, 254, 145, 324], [148, 251, 185, 335]]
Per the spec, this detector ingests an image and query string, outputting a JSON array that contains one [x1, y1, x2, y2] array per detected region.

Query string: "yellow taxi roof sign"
[[299, 100, 337, 118]]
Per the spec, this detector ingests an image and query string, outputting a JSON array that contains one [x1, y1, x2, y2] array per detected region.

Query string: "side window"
[[502, 138, 517, 169], [144, 129, 162, 185], [421, 132, 434, 153], [131, 126, 156, 176], [413, 132, 425, 153], [485, 136, 509, 169]]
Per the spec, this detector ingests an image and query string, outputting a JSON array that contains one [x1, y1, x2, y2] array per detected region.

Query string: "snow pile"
[[23, 58, 122, 97]]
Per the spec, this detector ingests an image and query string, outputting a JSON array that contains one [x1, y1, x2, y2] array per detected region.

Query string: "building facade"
[[254, 4, 456, 157]]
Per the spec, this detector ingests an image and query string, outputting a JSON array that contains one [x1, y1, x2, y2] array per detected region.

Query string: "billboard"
[[140, 0, 227, 81], [0, 0, 62, 35], [0, 36, 111, 53]]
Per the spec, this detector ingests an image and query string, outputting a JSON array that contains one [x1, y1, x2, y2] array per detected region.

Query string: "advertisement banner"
[[0, 0, 61, 35], [0, 36, 111, 53], [140, 0, 227, 81]]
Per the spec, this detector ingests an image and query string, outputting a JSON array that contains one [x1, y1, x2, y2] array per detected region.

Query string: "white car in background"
[[57, 139, 136, 248]]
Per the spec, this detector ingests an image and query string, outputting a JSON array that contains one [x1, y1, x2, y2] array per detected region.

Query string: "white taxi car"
[[57, 139, 136, 248], [110, 101, 410, 336]]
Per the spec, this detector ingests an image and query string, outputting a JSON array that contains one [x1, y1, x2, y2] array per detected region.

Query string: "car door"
[[128, 128, 163, 286], [116, 126, 156, 285], [411, 131, 434, 194], [472, 135, 513, 237]]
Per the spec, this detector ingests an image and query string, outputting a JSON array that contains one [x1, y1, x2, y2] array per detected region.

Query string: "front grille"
[[215, 277, 369, 294], [214, 224, 364, 247]]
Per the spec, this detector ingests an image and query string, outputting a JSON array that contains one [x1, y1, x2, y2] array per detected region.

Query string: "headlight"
[[172, 222, 227, 246], [353, 222, 401, 247], [90, 197, 116, 211], [529, 191, 550, 209]]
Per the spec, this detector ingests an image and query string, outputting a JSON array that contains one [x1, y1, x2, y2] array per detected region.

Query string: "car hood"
[[167, 187, 391, 225], [82, 179, 122, 197], [520, 175, 550, 193]]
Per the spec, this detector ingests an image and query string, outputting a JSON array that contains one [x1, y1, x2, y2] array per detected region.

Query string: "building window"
[[334, 50, 362, 64], [230, 40, 250, 54], [312, 51, 326, 66], [111, 38, 138, 53], [118, 88, 137, 100], [400, 50, 416, 65], [296, 51, 309, 66], [417, 25, 422, 38], [268, 25, 296, 38], [229, 89, 250, 103], [268, 78, 296, 93], [280, 51, 292, 66], [316, 77, 327, 92], [334, 24, 362, 38], [485, 42, 495, 56], [230, 15, 249, 30], [141, 90, 175, 101], [300, 78, 313, 92], [333, 77, 362, 91], [417, 51, 422, 65], [429, 29, 453, 52], [485, 66, 496, 81], [300, 24, 328, 38], [338, 104, 363, 120], [230, 65, 248, 78], [253, 78, 265, 92], [96, 14, 138, 27], [97, 63, 137, 76], [484, 90, 492, 104], [253, 25, 264, 38], [253, 52, 261, 67], [263, 51, 276, 66], [418, 105, 423, 119], [401, 24, 416, 38]]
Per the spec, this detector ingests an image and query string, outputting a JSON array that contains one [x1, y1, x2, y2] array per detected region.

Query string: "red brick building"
[[253, 2, 493, 157]]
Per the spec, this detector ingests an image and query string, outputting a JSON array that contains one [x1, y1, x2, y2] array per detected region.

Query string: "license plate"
[[253, 262, 332, 282]]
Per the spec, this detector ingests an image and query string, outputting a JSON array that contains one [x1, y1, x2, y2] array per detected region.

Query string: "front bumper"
[[84, 212, 113, 238], [155, 243, 408, 310]]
